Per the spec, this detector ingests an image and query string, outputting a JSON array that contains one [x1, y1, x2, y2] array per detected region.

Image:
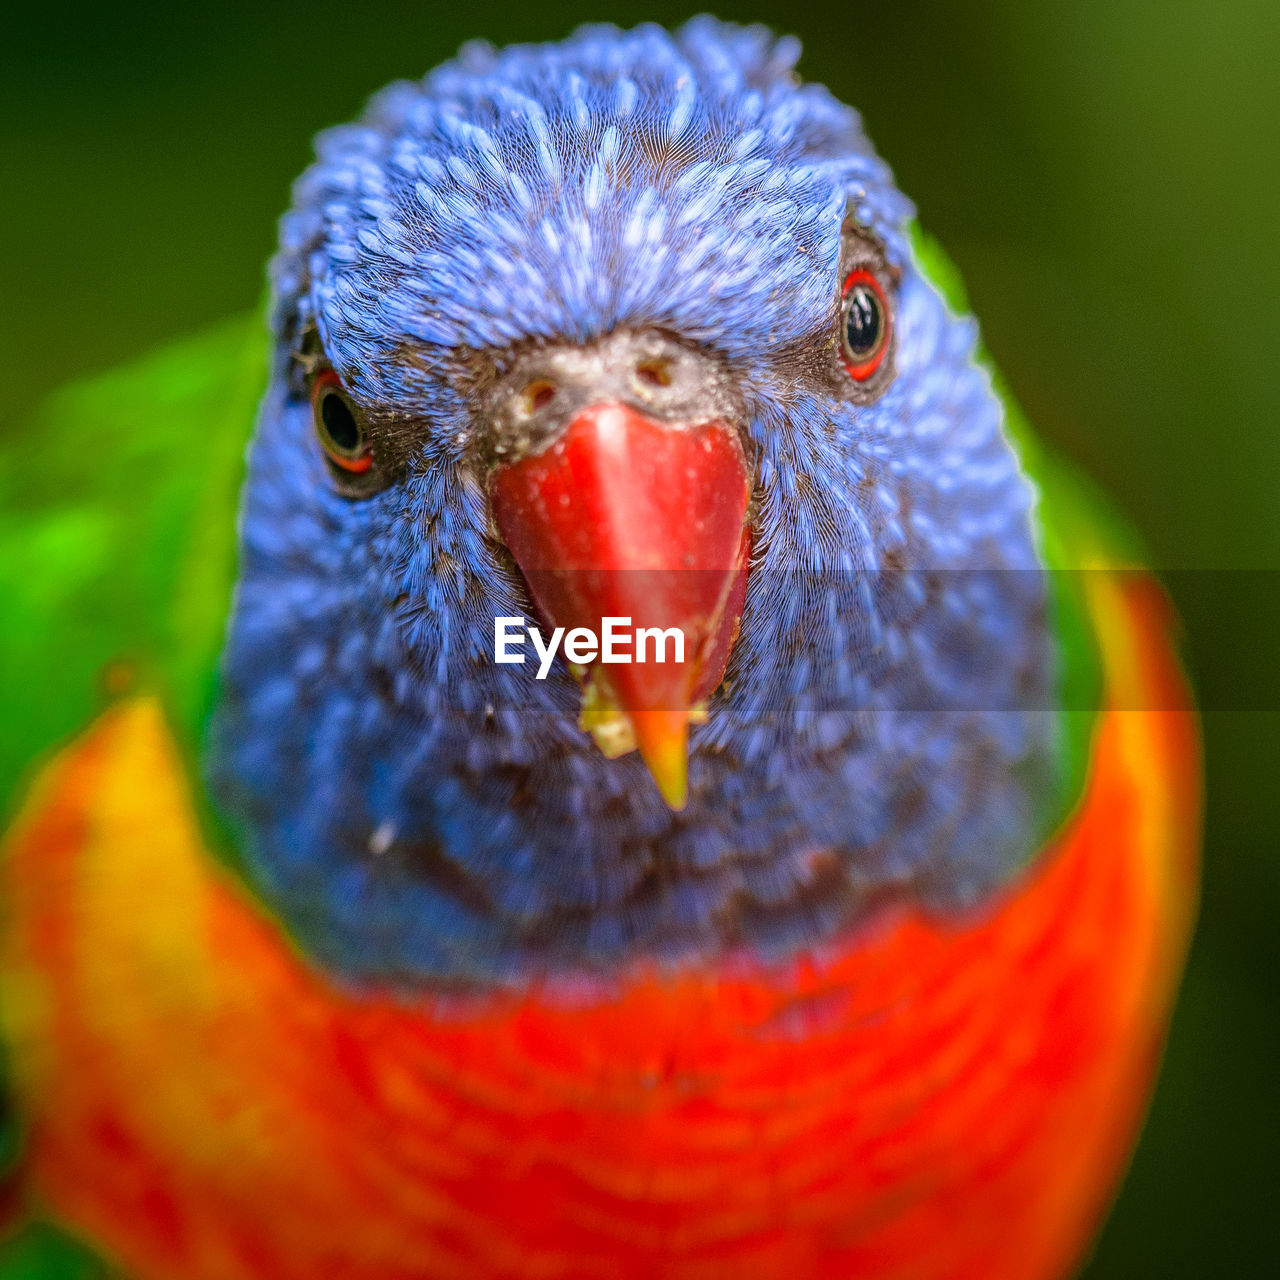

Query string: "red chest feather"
[[0, 577, 1198, 1279]]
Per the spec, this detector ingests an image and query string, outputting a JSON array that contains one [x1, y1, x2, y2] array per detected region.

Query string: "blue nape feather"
[[208, 18, 1059, 986]]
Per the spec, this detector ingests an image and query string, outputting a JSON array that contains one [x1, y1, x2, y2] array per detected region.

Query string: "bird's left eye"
[[311, 369, 373, 474], [841, 270, 891, 381]]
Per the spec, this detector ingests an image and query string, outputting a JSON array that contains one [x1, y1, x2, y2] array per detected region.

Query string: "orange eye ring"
[[841, 269, 891, 381], [311, 369, 373, 474]]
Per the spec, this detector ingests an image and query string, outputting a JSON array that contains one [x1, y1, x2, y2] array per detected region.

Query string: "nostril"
[[517, 378, 558, 418], [634, 358, 674, 390]]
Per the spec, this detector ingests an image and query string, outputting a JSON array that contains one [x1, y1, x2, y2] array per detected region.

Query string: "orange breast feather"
[[0, 575, 1199, 1280]]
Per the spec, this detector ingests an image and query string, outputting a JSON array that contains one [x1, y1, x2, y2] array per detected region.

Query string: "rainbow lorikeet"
[[0, 19, 1199, 1280]]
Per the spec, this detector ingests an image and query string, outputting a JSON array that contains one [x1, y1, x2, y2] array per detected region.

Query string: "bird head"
[[211, 20, 1058, 986]]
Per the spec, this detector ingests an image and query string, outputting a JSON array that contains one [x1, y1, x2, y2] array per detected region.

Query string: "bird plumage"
[[210, 18, 1065, 984], [1, 575, 1196, 1277], [0, 18, 1199, 1279]]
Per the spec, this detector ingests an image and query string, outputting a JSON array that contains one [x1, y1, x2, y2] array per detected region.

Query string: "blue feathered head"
[[210, 18, 1058, 987]]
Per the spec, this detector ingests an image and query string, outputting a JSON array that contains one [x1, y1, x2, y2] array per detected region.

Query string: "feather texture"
[[1, 574, 1197, 1279]]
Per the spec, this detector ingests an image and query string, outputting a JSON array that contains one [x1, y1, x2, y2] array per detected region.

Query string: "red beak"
[[490, 403, 752, 809]]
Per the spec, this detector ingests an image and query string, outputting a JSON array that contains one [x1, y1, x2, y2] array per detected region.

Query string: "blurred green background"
[[4, 1, 1277, 1273]]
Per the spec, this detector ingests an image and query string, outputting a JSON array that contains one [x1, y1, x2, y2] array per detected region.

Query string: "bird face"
[[211, 21, 1058, 984]]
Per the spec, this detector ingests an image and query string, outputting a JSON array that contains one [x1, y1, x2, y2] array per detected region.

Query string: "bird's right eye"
[[311, 370, 372, 474]]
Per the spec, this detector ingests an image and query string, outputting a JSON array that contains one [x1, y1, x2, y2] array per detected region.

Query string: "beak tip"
[[654, 770, 689, 812], [631, 708, 690, 811]]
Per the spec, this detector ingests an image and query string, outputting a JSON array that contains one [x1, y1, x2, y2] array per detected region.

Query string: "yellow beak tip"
[[651, 763, 688, 811], [630, 709, 690, 811]]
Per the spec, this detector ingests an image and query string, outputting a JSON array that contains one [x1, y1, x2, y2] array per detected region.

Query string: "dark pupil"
[[845, 285, 883, 358], [320, 390, 362, 454]]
